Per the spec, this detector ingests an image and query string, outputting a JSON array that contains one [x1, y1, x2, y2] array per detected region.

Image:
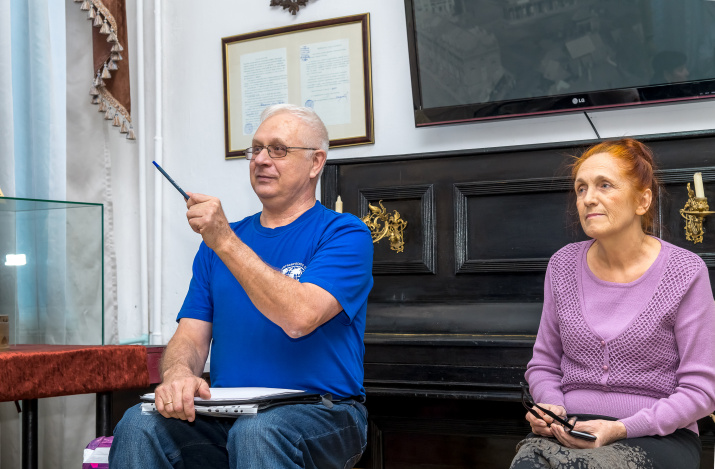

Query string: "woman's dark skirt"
[[510, 415, 701, 469]]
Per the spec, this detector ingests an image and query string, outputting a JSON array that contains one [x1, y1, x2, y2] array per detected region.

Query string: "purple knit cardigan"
[[526, 239, 715, 438]]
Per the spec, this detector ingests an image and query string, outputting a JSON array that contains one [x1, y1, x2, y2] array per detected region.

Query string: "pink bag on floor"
[[82, 436, 113, 468]]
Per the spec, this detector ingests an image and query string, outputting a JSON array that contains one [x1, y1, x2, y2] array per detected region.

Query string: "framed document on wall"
[[222, 13, 374, 159]]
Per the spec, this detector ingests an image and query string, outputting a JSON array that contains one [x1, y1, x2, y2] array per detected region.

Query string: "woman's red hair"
[[571, 138, 660, 235]]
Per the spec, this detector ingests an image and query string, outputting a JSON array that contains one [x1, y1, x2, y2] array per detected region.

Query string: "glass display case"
[[0, 197, 103, 345]]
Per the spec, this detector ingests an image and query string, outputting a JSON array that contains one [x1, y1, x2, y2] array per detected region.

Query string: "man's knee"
[[113, 404, 164, 447], [111, 407, 232, 467], [110, 404, 165, 466]]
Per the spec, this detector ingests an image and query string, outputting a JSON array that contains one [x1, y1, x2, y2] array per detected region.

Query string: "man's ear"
[[310, 149, 327, 179]]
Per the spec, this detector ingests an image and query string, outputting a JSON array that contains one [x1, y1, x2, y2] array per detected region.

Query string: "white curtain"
[[0, 1, 65, 197], [0, 0, 139, 466], [0, 0, 73, 465]]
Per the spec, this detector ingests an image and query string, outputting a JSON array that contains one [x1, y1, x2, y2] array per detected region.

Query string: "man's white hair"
[[260, 104, 329, 152]]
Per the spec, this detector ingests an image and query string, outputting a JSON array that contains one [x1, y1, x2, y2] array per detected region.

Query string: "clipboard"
[[139, 387, 323, 418]]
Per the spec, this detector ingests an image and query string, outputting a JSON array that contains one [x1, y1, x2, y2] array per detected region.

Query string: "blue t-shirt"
[[177, 201, 374, 398]]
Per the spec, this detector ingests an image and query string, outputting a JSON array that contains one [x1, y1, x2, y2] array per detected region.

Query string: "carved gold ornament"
[[680, 183, 714, 244], [361, 200, 407, 253], [270, 0, 308, 15]]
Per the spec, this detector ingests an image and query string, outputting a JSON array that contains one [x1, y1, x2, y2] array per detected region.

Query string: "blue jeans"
[[108, 399, 368, 469]]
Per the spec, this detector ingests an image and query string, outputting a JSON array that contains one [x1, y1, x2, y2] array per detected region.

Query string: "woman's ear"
[[635, 188, 652, 216]]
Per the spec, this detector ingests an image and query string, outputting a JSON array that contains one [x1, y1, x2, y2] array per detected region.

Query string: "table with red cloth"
[[0, 344, 151, 469]]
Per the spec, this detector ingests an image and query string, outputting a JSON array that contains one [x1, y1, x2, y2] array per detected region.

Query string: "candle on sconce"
[[335, 196, 343, 213], [694, 172, 705, 198]]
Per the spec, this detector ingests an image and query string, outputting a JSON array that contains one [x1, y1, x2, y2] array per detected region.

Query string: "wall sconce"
[[680, 172, 714, 244], [360, 200, 408, 253]]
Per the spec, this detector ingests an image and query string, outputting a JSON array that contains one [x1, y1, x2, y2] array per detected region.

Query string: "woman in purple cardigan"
[[511, 139, 715, 469]]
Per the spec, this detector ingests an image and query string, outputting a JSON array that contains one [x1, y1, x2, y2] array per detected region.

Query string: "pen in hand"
[[152, 161, 189, 200]]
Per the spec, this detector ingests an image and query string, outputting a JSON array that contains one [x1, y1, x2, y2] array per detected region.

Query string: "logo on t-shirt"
[[281, 262, 306, 280]]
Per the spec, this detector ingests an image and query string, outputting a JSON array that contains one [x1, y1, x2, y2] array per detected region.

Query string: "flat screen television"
[[404, 0, 715, 125]]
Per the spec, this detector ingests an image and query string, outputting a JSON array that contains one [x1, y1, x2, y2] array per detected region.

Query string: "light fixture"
[[680, 172, 714, 244], [4, 254, 27, 266]]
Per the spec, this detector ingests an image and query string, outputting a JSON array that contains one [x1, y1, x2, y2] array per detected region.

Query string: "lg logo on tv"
[[572, 97, 586, 105]]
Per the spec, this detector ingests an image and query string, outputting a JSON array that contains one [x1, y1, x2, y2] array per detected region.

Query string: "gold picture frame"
[[222, 13, 374, 159]]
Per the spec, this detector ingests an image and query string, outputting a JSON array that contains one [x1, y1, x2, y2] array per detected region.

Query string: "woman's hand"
[[525, 403, 567, 437], [551, 419, 627, 449]]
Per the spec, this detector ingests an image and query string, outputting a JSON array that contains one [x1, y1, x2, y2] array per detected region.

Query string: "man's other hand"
[[154, 372, 211, 422]]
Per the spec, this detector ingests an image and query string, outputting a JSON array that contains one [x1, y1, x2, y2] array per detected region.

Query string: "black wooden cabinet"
[[323, 131, 715, 468]]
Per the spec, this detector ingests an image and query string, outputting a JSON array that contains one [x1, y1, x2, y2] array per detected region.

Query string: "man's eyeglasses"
[[520, 382, 597, 441], [244, 145, 317, 160]]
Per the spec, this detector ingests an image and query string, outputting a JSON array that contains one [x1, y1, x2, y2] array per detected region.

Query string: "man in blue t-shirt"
[[110, 105, 374, 469]]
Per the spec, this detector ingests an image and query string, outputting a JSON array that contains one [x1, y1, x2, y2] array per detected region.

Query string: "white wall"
[[157, 1, 715, 341]]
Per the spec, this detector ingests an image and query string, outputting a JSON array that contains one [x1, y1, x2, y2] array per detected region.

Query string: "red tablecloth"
[[0, 344, 150, 401]]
